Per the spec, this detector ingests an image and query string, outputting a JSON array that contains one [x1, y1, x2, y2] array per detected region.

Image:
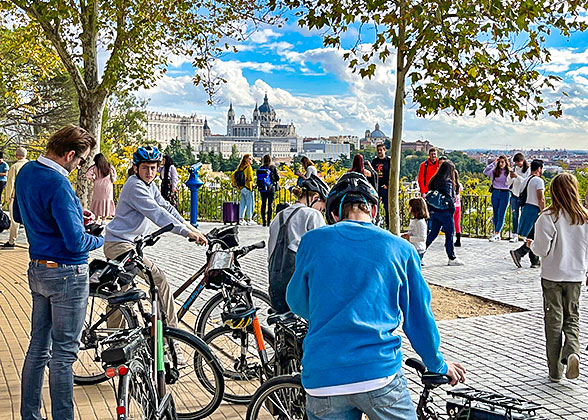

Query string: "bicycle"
[[246, 356, 546, 420], [199, 239, 280, 404], [74, 224, 225, 420], [173, 225, 272, 337], [245, 312, 307, 420]]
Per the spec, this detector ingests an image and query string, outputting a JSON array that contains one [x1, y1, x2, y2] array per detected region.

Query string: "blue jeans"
[[426, 210, 455, 259], [239, 188, 254, 220], [491, 189, 510, 234], [21, 262, 89, 420], [305, 372, 417, 420], [510, 195, 521, 234]]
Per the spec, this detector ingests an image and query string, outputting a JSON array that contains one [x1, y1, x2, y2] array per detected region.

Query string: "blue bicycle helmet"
[[133, 146, 162, 165]]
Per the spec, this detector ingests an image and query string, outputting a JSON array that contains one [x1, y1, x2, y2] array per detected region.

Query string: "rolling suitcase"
[[223, 202, 239, 225]]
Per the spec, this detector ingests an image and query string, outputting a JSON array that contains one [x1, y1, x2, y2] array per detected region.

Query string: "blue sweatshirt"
[[13, 161, 104, 264], [286, 220, 447, 389]]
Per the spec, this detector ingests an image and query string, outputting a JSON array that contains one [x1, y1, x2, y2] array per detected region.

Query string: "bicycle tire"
[[194, 288, 272, 337], [74, 293, 138, 385], [117, 358, 157, 420], [246, 374, 306, 420], [163, 327, 225, 420], [203, 325, 275, 404]]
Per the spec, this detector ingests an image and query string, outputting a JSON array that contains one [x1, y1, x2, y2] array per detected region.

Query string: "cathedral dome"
[[258, 93, 275, 114], [370, 123, 387, 139]]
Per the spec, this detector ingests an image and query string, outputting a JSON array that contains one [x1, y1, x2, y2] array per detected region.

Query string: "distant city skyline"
[[137, 17, 588, 151]]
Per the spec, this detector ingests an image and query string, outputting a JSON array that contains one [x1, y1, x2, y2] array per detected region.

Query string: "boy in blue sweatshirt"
[[13, 125, 104, 420], [286, 172, 466, 420]]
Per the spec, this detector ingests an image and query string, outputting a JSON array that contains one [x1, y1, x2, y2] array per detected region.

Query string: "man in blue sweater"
[[286, 173, 466, 420], [13, 125, 104, 420]]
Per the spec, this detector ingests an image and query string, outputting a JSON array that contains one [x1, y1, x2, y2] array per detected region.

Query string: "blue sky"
[[137, 19, 588, 151]]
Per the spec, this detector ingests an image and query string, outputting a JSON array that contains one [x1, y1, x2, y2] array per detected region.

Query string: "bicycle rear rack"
[[447, 387, 544, 419]]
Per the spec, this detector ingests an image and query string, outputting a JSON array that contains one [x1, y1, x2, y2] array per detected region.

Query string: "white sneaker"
[[247, 220, 257, 226], [510, 234, 519, 243], [488, 233, 499, 242], [448, 258, 465, 266], [566, 354, 580, 380]]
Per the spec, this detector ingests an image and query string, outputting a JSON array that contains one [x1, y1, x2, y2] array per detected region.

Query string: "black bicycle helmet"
[[300, 174, 329, 201], [133, 146, 163, 165], [325, 172, 379, 225], [221, 303, 257, 329]]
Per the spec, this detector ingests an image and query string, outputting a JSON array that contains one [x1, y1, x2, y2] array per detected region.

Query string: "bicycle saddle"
[[406, 358, 450, 386], [107, 288, 147, 305], [268, 311, 297, 325]]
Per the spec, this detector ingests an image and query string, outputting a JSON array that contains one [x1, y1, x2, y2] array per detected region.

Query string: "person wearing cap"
[[286, 172, 466, 420], [14, 126, 103, 420], [104, 146, 207, 330]]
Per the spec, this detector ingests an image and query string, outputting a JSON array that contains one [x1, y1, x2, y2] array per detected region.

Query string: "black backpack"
[[518, 175, 536, 206], [0, 210, 10, 233], [256, 167, 272, 192], [234, 169, 246, 188]]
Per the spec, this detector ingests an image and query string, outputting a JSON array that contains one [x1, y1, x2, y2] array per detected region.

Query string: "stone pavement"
[[1, 222, 587, 419]]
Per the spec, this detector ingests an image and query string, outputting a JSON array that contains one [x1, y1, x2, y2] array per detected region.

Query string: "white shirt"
[[38, 155, 69, 178], [306, 375, 394, 397], [408, 218, 427, 253], [507, 165, 530, 197], [531, 211, 588, 282], [305, 165, 317, 179], [521, 176, 544, 207], [267, 203, 325, 260]]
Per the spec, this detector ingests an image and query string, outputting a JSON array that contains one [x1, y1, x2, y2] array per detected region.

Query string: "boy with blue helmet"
[[104, 146, 207, 329], [286, 172, 466, 420]]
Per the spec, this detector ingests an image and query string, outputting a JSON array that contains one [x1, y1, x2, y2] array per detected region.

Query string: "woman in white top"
[[507, 153, 530, 242], [531, 172, 588, 382], [268, 175, 329, 313], [296, 156, 318, 181], [402, 197, 429, 263]]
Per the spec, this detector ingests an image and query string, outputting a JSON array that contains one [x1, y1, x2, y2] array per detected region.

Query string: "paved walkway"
[[1, 222, 587, 419]]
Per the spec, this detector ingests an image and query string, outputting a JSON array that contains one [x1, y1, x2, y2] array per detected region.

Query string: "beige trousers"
[[8, 201, 21, 245], [104, 241, 178, 327]]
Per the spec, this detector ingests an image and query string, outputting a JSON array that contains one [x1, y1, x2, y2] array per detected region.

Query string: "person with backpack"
[[231, 154, 256, 225], [418, 148, 439, 196], [257, 154, 280, 226], [510, 159, 545, 268], [424, 160, 465, 266], [267, 174, 329, 314]]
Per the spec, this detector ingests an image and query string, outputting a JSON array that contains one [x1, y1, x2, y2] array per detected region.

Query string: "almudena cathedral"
[[145, 94, 302, 160]]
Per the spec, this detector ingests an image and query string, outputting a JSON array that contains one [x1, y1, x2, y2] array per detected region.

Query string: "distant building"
[[146, 112, 204, 151], [253, 140, 291, 160], [362, 123, 389, 147], [200, 137, 253, 158], [329, 135, 360, 150], [203, 94, 302, 156], [401, 140, 435, 153], [302, 140, 350, 161]]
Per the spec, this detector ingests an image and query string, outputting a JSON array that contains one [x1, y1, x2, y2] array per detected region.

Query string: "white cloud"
[[249, 28, 282, 44]]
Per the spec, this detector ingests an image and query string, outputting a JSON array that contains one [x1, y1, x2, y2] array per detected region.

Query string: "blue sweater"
[[286, 220, 447, 389], [13, 161, 104, 264]]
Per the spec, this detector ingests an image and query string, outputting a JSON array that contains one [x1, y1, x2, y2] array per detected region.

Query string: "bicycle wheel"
[[163, 327, 224, 420], [246, 374, 306, 420], [194, 289, 272, 337], [74, 293, 138, 385], [118, 358, 157, 420], [204, 325, 275, 404]]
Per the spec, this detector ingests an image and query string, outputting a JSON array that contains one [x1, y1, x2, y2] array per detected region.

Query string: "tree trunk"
[[76, 93, 107, 207], [388, 9, 407, 235]]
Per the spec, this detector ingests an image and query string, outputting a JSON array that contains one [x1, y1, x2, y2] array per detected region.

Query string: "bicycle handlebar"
[[235, 241, 266, 258]]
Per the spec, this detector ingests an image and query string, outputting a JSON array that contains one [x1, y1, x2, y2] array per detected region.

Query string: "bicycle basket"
[[205, 250, 234, 288], [208, 225, 239, 249]]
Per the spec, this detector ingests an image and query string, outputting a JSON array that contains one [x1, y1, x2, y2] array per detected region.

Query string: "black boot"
[[510, 244, 530, 268], [454, 233, 461, 247], [529, 250, 540, 268]]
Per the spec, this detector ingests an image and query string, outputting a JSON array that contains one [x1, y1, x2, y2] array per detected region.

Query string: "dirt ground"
[[429, 284, 522, 321]]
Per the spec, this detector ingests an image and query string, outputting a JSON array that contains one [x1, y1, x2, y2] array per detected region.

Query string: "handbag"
[[0, 210, 10, 233]]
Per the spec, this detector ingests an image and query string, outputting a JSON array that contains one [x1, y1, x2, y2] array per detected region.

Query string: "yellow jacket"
[[231, 164, 254, 191], [5, 158, 29, 202]]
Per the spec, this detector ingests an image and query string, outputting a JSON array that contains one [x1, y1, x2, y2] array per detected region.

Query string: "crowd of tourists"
[[1, 124, 587, 419]]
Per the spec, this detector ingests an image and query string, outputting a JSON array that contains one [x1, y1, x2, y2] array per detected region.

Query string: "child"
[[402, 197, 429, 262]]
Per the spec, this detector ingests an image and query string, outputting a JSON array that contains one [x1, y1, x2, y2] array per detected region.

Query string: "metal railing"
[[113, 185, 522, 238]]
